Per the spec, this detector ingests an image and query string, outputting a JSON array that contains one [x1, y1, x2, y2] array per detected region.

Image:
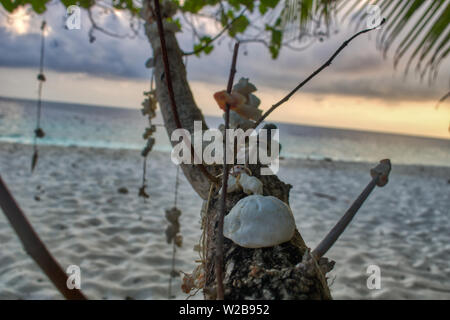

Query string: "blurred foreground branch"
[[0, 176, 87, 300]]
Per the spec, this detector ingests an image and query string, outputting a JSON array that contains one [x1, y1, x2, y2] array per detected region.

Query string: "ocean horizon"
[[1, 95, 449, 167]]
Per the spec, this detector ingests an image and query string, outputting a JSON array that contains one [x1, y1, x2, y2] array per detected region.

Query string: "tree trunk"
[[203, 164, 333, 299], [142, 0, 334, 300], [144, 2, 215, 200]]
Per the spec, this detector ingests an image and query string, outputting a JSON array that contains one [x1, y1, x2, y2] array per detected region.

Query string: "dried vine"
[[166, 165, 183, 299], [139, 67, 157, 199], [215, 42, 240, 300]]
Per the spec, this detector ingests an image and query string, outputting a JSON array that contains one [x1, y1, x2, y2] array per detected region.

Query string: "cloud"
[[0, 4, 150, 79], [0, 2, 448, 104]]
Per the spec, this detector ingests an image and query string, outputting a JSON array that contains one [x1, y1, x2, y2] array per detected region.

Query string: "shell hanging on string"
[[138, 185, 150, 199], [181, 264, 205, 294], [165, 206, 183, 248], [141, 137, 155, 157], [37, 73, 46, 82], [34, 128, 45, 138], [214, 77, 263, 125]]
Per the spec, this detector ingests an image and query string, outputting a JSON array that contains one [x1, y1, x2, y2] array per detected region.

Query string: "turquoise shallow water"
[[1, 96, 449, 167]]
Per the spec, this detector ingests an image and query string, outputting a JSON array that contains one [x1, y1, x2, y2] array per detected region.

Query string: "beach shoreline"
[[1, 141, 449, 299]]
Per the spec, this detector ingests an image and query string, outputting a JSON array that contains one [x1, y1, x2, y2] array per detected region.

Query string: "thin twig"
[[153, 0, 218, 185], [216, 42, 240, 300], [0, 176, 87, 300], [183, 9, 247, 56], [253, 18, 386, 129], [312, 159, 391, 258], [87, 8, 139, 40]]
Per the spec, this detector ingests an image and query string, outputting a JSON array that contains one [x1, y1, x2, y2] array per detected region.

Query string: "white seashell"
[[228, 110, 254, 130], [238, 173, 263, 195], [229, 165, 251, 177], [247, 94, 261, 109], [233, 78, 257, 96], [224, 195, 296, 248]]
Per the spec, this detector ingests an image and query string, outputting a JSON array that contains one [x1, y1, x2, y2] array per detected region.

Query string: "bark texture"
[[144, 1, 216, 200], [203, 164, 334, 299], [143, 0, 334, 300]]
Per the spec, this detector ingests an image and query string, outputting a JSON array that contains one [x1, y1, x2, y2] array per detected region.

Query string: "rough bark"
[[203, 164, 334, 299], [142, 1, 334, 299], [143, 2, 216, 200]]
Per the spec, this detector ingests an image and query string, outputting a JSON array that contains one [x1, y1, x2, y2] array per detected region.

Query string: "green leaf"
[[228, 0, 241, 10], [229, 15, 249, 37], [204, 45, 214, 54], [182, 0, 210, 13], [167, 17, 182, 31], [238, 0, 255, 12], [259, 0, 280, 14]]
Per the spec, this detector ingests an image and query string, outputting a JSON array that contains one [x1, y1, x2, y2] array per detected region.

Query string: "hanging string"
[[31, 20, 47, 172], [174, 165, 180, 207], [167, 165, 181, 299], [138, 68, 156, 199], [168, 236, 177, 299]]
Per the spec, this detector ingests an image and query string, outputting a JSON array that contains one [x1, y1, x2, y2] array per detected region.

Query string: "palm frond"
[[283, 0, 450, 81], [343, 0, 450, 81]]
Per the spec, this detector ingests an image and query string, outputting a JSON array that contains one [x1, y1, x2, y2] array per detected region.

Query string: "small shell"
[[175, 234, 183, 247], [233, 78, 257, 96], [224, 195, 296, 248], [230, 165, 251, 177], [228, 110, 254, 130], [247, 94, 261, 109], [238, 173, 263, 195], [224, 170, 262, 195]]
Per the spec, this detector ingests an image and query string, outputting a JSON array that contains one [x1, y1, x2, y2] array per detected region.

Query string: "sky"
[[0, 1, 449, 139]]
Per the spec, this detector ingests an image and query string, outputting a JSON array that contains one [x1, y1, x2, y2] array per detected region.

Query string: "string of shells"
[[138, 60, 158, 199]]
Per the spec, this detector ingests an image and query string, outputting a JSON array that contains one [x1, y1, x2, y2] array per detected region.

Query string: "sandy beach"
[[0, 141, 449, 300]]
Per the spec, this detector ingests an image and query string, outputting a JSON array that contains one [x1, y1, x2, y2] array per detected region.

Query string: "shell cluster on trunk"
[[224, 195, 296, 248]]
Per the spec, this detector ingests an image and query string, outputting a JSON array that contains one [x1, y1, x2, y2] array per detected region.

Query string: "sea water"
[[1, 96, 449, 167]]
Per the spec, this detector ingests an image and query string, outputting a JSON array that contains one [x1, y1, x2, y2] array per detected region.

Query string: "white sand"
[[0, 142, 449, 299]]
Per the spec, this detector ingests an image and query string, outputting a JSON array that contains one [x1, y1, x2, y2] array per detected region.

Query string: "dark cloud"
[[0, 2, 448, 103], [0, 6, 150, 79]]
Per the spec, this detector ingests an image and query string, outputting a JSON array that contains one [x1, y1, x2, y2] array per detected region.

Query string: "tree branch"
[[0, 176, 87, 300], [253, 18, 386, 129], [215, 42, 240, 300], [312, 159, 391, 258], [153, 0, 218, 185], [87, 7, 140, 41], [183, 9, 246, 56]]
